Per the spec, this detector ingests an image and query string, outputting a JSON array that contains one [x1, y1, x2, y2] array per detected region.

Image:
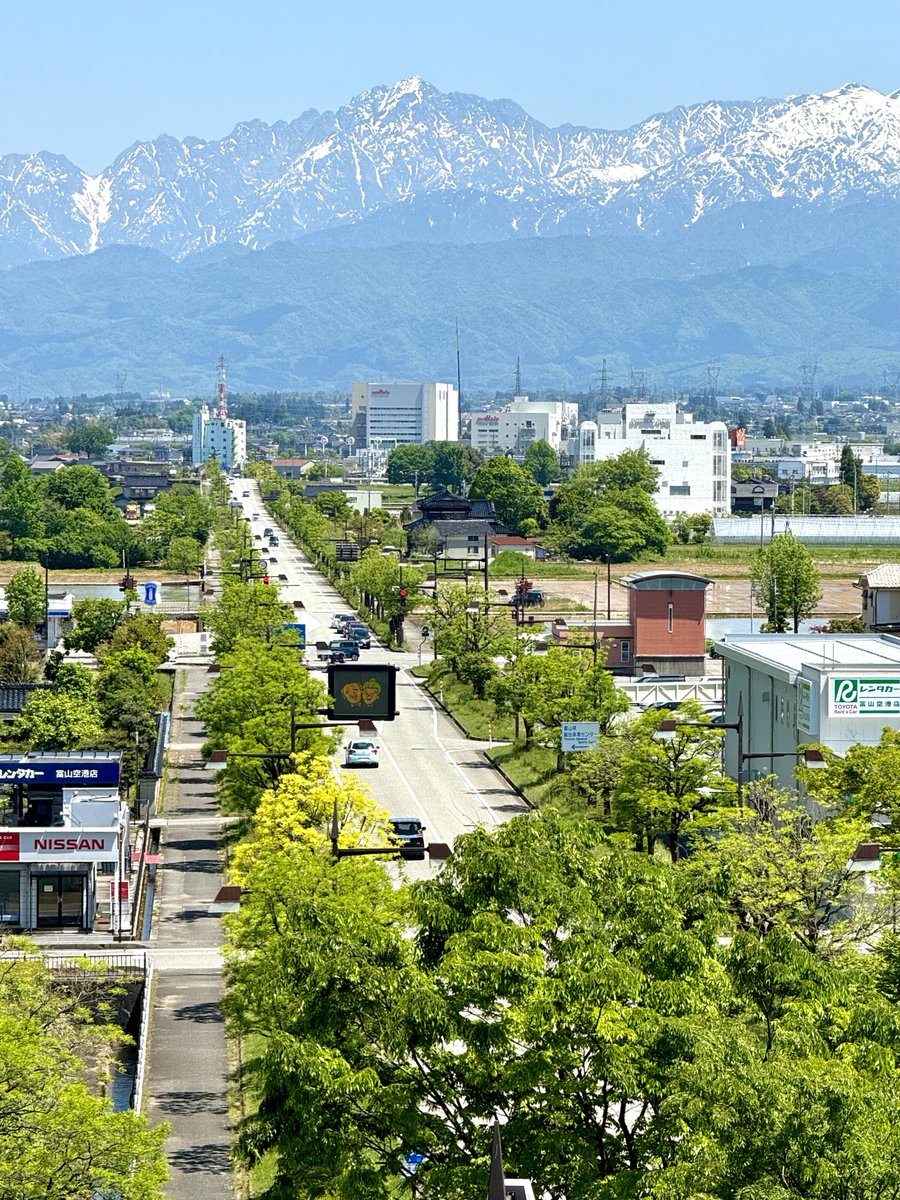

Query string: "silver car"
[[344, 739, 380, 768]]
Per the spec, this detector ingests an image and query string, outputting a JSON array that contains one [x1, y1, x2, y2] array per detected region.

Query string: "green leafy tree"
[[750, 530, 822, 632], [430, 443, 468, 493], [0, 949, 168, 1199], [66, 422, 114, 457], [11, 689, 103, 750], [612, 702, 735, 858], [102, 613, 173, 664], [0, 624, 40, 683], [64, 598, 127, 652], [164, 534, 204, 576], [522, 439, 560, 486], [468, 456, 547, 533], [44, 464, 118, 515], [428, 584, 515, 697], [143, 486, 216, 552], [386, 443, 435, 492], [204, 579, 294, 656], [0, 455, 45, 548], [587, 447, 660, 494], [5, 566, 46, 629]]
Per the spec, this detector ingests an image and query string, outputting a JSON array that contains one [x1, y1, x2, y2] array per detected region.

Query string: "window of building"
[[620, 639, 630, 663], [667, 602, 674, 633], [690, 434, 707, 440], [0, 872, 19, 924], [669, 485, 691, 496]]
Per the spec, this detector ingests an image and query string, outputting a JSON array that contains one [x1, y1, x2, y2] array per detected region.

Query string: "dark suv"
[[509, 589, 546, 608], [344, 623, 371, 649], [328, 639, 361, 660], [389, 817, 427, 861]]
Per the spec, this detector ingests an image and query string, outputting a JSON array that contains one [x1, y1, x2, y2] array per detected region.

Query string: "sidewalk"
[[145, 664, 235, 1199]]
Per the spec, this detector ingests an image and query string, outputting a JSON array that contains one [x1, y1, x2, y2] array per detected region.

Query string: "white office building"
[[578, 403, 731, 517], [715, 633, 900, 791], [192, 407, 247, 471], [470, 397, 577, 458], [350, 382, 459, 448]]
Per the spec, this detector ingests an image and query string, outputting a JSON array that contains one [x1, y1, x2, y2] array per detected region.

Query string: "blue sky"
[[3, 0, 898, 171]]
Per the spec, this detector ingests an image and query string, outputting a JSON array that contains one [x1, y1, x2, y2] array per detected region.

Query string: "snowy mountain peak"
[[0, 78, 899, 267]]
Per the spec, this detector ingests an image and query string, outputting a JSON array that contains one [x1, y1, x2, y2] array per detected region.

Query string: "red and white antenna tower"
[[215, 354, 228, 419]]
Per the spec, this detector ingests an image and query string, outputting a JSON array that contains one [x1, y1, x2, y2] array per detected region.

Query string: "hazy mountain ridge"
[[2, 78, 900, 267]]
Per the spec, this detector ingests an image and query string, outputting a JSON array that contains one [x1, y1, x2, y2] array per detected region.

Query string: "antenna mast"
[[514, 355, 522, 397], [455, 319, 462, 409], [216, 354, 228, 419]]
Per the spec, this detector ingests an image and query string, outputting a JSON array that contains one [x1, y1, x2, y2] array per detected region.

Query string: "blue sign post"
[[283, 622, 307, 649], [143, 581, 160, 606]]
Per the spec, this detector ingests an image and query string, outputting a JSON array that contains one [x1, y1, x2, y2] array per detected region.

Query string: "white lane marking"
[[411, 679, 500, 827], [378, 738, 448, 846]]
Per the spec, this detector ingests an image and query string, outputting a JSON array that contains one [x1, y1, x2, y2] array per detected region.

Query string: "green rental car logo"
[[833, 678, 858, 705]]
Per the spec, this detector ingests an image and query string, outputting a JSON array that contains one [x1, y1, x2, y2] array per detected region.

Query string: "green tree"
[[143, 487, 216, 552], [0, 624, 40, 683], [430, 443, 468, 493], [428, 585, 515, 697], [386, 443, 435, 492], [204, 579, 294, 656], [64, 598, 127, 652], [164, 534, 204, 577], [468, 456, 547, 533], [66, 422, 114, 457], [611, 702, 734, 858], [0, 455, 45, 549], [44, 464, 118, 515], [5, 566, 46, 629], [750, 530, 822, 632], [0, 949, 168, 1199], [587, 447, 660, 494], [522, 439, 560, 486], [102, 613, 173, 664], [11, 689, 103, 750]]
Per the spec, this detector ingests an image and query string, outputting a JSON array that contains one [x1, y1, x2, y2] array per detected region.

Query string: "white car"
[[331, 612, 356, 630], [344, 739, 380, 768]]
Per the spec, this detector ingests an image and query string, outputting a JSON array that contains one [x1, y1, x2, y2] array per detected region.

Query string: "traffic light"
[[398, 587, 407, 615], [262, 574, 270, 585]]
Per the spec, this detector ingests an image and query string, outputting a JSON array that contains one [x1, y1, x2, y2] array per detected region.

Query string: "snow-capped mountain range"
[[1, 77, 899, 268]]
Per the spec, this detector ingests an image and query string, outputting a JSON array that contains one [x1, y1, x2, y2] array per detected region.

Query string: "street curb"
[[410, 675, 473, 740], [482, 751, 536, 810]]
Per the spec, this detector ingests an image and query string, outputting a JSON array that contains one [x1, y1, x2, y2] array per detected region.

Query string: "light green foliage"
[[196, 636, 335, 812], [101, 612, 173, 664], [203, 579, 294, 655], [522, 438, 560, 486], [685, 778, 878, 956], [468, 455, 547, 533], [314, 489, 352, 518], [428, 584, 515, 697], [11, 688, 103, 750], [5, 565, 46, 628], [164, 534, 204, 576], [0, 455, 45, 547], [610, 701, 735, 858], [66, 422, 114, 457], [64, 597, 127, 652], [671, 511, 713, 544], [587, 447, 660, 493], [44, 464, 118, 516], [431, 443, 474, 493], [143, 486, 216, 555], [0, 623, 40, 683], [802, 728, 900, 837], [95, 649, 165, 791], [0, 949, 168, 1199], [750, 530, 822, 632], [350, 549, 426, 620]]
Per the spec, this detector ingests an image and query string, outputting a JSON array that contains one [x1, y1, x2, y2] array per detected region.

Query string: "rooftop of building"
[[619, 570, 713, 591], [856, 565, 900, 590], [715, 633, 900, 677]]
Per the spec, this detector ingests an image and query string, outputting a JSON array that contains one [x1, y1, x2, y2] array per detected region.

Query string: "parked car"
[[331, 612, 356, 631], [344, 624, 372, 649], [389, 817, 427, 860], [344, 739, 380, 768], [241, 490, 250, 497], [508, 589, 546, 608], [328, 639, 361, 660]]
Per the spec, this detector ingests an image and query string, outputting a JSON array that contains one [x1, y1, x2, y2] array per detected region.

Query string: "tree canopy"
[[750, 530, 822, 632]]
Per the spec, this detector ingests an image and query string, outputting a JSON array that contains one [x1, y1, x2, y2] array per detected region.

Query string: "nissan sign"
[[0, 828, 119, 862]]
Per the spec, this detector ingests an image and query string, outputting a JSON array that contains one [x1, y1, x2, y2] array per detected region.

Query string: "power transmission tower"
[[216, 354, 228, 418], [598, 358, 610, 407], [801, 362, 818, 407], [514, 355, 522, 397], [116, 372, 127, 402], [707, 365, 721, 402]]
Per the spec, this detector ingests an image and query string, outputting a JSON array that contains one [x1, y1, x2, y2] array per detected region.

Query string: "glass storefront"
[[35, 875, 84, 928], [0, 871, 19, 925]]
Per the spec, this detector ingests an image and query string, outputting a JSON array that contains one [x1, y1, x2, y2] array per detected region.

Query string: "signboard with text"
[[327, 664, 398, 721], [0, 759, 120, 786], [0, 828, 118, 862], [561, 722, 600, 753], [797, 678, 816, 734], [829, 676, 900, 718]]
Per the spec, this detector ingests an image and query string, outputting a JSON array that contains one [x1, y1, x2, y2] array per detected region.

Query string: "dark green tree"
[[468, 456, 547, 533], [522, 439, 560, 486], [66, 422, 114, 457]]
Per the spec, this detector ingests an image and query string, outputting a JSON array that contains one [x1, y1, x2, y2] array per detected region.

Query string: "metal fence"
[[715, 515, 900, 545]]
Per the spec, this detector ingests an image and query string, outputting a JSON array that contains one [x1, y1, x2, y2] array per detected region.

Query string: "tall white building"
[[470, 397, 578, 457], [351, 381, 459, 447], [191, 406, 247, 471], [578, 402, 730, 517]]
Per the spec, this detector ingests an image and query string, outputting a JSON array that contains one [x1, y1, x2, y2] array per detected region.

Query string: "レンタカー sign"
[[0, 828, 118, 862], [561, 722, 600, 753], [0, 759, 120, 786], [830, 676, 900, 718]]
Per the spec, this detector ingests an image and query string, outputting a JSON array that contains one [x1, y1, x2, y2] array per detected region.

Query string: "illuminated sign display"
[[327, 664, 398, 722]]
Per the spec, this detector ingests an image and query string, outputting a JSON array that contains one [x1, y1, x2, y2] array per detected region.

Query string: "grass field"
[[420, 664, 516, 741], [489, 742, 577, 808]]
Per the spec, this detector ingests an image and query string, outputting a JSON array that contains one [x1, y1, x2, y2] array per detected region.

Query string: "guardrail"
[[132, 956, 155, 1112], [619, 679, 723, 707]]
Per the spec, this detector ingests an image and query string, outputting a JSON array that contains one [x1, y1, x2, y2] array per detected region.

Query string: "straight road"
[[234, 479, 529, 866]]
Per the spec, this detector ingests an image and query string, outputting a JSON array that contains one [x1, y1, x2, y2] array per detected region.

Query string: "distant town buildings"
[[470, 397, 578, 458], [191, 406, 247, 471], [350, 382, 459, 448], [580, 402, 731, 517]]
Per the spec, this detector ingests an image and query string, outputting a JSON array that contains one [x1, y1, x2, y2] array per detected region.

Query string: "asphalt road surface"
[[231, 479, 529, 873]]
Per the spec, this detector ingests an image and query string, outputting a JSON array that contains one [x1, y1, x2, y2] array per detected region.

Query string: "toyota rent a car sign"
[[0, 828, 118, 862], [830, 676, 900, 717]]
